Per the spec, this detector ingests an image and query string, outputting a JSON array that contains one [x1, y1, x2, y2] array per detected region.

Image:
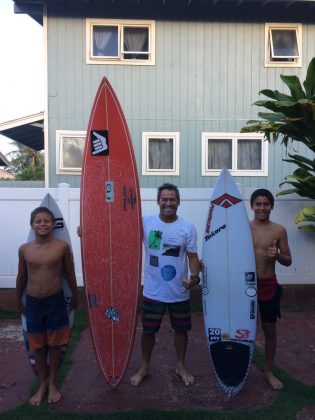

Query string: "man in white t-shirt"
[[131, 183, 201, 387]]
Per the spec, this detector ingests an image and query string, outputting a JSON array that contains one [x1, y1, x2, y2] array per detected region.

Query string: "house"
[[0, 0, 312, 290], [12, 0, 315, 190], [0, 169, 15, 179], [0, 151, 10, 167], [0, 150, 14, 179]]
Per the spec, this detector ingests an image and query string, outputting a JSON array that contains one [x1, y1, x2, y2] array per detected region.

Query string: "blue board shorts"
[[141, 296, 192, 334], [26, 289, 71, 351]]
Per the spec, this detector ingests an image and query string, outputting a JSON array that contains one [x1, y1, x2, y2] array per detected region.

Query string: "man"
[[250, 189, 292, 390], [131, 183, 201, 387], [16, 207, 78, 405]]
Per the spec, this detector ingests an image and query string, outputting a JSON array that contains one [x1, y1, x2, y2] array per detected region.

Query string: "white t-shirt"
[[143, 214, 198, 303]]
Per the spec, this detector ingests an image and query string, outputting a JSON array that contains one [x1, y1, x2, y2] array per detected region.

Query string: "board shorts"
[[26, 289, 71, 352], [258, 284, 283, 323], [141, 296, 192, 334]]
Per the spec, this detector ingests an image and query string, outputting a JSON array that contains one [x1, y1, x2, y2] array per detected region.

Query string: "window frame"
[[56, 130, 86, 175], [86, 19, 155, 65], [265, 23, 302, 68], [201, 132, 268, 177], [142, 132, 180, 176]]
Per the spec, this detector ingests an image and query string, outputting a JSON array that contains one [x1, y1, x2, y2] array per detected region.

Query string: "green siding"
[[46, 13, 315, 189]]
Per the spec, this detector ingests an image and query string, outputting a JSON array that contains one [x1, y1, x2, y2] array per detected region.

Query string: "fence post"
[[57, 183, 70, 225]]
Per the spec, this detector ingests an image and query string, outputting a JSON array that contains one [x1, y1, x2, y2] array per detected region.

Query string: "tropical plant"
[[241, 57, 315, 232], [6, 141, 44, 181]]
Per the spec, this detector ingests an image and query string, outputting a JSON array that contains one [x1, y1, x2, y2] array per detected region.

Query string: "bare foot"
[[176, 366, 194, 386], [265, 371, 283, 390], [48, 384, 62, 403], [130, 366, 150, 386], [29, 384, 47, 406]]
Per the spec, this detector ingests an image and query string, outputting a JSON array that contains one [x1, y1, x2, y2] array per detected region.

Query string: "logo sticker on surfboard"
[[245, 286, 257, 297], [123, 187, 137, 210], [208, 327, 222, 342], [91, 130, 109, 156], [250, 300, 256, 319], [105, 307, 120, 322], [54, 218, 64, 229], [105, 181, 114, 202], [211, 193, 242, 208], [89, 293, 98, 308]]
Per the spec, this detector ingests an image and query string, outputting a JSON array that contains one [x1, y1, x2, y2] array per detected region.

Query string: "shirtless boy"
[[250, 189, 292, 390], [16, 207, 78, 406]]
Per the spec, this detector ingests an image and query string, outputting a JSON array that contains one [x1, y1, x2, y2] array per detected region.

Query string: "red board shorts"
[[258, 285, 283, 323], [26, 289, 71, 352], [141, 296, 192, 334]]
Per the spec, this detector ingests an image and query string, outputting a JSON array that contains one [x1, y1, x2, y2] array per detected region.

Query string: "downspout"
[[43, 4, 49, 188]]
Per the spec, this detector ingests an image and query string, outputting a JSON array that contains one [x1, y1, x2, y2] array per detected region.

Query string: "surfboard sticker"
[[21, 193, 74, 375], [202, 168, 257, 396], [80, 77, 142, 389]]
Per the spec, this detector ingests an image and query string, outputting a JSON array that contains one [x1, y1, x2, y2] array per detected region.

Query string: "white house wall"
[[0, 185, 314, 288]]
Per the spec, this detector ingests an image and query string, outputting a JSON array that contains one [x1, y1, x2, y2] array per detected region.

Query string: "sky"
[[0, 0, 43, 157]]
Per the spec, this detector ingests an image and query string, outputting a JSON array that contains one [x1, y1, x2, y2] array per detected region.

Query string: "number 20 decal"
[[209, 328, 221, 336]]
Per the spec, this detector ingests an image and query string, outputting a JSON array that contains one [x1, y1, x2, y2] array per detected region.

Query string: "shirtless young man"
[[16, 207, 78, 406], [250, 189, 292, 390], [130, 183, 201, 387]]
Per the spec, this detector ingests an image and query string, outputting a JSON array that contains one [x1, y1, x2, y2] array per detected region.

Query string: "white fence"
[[1, 184, 314, 288]]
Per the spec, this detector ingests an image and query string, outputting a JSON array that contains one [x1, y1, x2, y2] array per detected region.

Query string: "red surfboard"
[[80, 77, 142, 389]]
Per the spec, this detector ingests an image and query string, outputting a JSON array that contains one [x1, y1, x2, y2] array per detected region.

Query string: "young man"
[[16, 207, 78, 406], [131, 183, 201, 387], [250, 189, 292, 390]]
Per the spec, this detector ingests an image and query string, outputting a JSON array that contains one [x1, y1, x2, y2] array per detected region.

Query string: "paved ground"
[[1, 310, 315, 416]]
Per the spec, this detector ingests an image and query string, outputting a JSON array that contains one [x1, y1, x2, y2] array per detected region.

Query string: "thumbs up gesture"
[[264, 239, 278, 260]]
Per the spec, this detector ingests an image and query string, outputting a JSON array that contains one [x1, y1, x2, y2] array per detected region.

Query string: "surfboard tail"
[[210, 340, 255, 396]]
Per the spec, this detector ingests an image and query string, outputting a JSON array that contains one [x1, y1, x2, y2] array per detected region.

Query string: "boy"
[[250, 189, 292, 390], [16, 207, 78, 405]]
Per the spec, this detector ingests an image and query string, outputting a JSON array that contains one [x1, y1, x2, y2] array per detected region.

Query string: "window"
[[201, 133, 268, 176], [86, 19, 155, 65], [265, 23, 302, 67], [142, 132, 180, 176], [56, 131, 86, 174]]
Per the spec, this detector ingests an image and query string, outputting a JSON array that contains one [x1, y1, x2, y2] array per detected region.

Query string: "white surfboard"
[[202, 168, 257, 396], [21, 193, 74, 374]]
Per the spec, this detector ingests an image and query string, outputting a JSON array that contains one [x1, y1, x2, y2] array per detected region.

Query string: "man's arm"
[[63, 243, 78, 310], [16, 246, 27, 314], [182, 251, 201, 291]]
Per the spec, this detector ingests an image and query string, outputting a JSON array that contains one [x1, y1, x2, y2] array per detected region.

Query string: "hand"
[[181, 275, 200, 293], [77, 226, 83, 237], [264, 239, 278, 260]]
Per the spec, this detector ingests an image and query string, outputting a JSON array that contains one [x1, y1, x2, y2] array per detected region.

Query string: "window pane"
[[207, 139, 232, 169], [93, 26, 118, 57], [148, 138, 173, 170], [123, 26, 149, 59], [237, 139, 261, 170], [61, 137, 84, 169], [270, 29, 299, 58]]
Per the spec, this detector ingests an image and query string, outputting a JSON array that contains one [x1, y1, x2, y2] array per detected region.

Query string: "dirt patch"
[[0, 320, 33, 412], [1, 310, 314, 415]]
